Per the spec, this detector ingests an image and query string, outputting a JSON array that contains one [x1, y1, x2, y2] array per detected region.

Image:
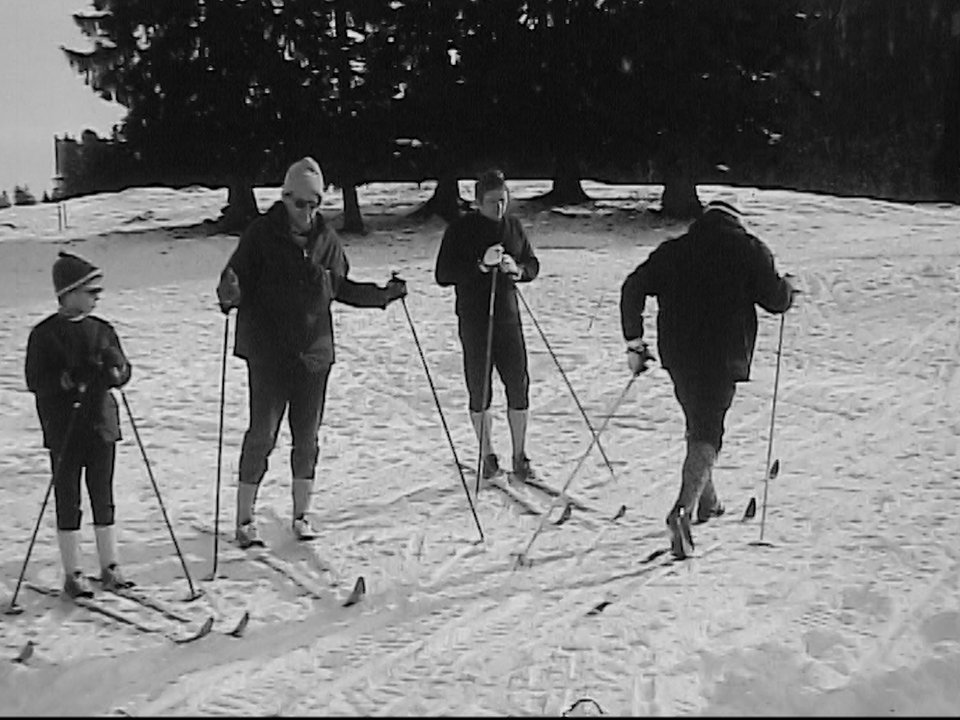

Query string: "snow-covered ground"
[[0, 181, 958, 716]]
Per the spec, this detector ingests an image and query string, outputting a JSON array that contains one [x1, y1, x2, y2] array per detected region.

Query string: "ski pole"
[[516, 287, 618, 483], [5, 385, 88, 615], [209, 314, 230, 579], [475, 266, 499, 496], [515, 372, 637, 567], [756, 313, 785, 545], [119, 390, 204, 600], [393, 275, 484, 542]]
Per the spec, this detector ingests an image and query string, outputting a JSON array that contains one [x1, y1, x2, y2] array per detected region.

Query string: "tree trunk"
[[935, 10, 960, 202], [547, 151, 589, 204], [659, 152, 702, 219], [334, 2, 365, 235], [219, 176, 259, 233], [411, 170, 465, 223], [340, 182, 365, 235]]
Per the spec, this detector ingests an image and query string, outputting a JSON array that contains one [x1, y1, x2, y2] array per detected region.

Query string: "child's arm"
[[25, 326, 68, 397], [101, 326, 132, 388], [508, 217, 540, 283]]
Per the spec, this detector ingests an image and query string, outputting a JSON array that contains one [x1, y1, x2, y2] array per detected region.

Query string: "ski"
[[456, 461, 545, 517], [484, 472, 545, 516], [87, 577, 194, 624], [25, 583, 213, 644], [509, 474, 596, 515], [583, 542, 722, 617], [511, 472, 629, 527], [193, 523, 363, 607]]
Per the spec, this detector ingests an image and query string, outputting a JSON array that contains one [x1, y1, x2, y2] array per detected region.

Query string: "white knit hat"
[[704, 191, 743, 219], [282, 157, 324, 198]]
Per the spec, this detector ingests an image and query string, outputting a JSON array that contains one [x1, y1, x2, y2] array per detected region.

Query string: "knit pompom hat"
[[282, 157, 325, 199], [53, 251, 103, 298]]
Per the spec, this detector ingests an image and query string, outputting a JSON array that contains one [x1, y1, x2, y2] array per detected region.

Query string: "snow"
[[0, 181, 958, 715]]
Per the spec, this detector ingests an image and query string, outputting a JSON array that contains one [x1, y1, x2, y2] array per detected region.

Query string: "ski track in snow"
[[0, 183, 958, 715]]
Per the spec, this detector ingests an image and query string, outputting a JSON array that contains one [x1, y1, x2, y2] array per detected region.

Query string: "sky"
[[0, 0, 125, 199]]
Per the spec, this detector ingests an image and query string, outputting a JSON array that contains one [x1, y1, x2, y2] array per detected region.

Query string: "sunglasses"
[[82, 288, 103, 296], [285, 194, 320, 211]]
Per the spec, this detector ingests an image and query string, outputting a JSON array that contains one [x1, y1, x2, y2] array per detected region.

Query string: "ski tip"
[[641, 548, 669, 564], [512, 552, 534, 570], [742, 498, 757, 521], [342, 576, 366, 607], [553, 503, 574, 526], [175, 616, 214, 644], [12, 640, 35, 664], [229, 610, 251, 638], [585, 600, 611, 617], [769, 459, 780, 480]]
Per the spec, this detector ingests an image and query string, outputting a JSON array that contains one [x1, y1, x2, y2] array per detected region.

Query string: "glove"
[[479, 244, 504, 272], [499, 254, 521, 279], [784, 273, 802, 300], [384, 274, 408, 306], [217, 267, 241, 314], [101, 346, 125, 371], [60, 370, 76, 391], [626, 340, 656, 376], [100, 346, 128, 387]]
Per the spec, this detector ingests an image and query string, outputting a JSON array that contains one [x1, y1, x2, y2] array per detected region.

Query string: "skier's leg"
[[496, 322, 533, 478], [691, 377, 736, 523], [51, 438, 92, 597], [287, 362, 331, 538], [236, 361, 286, 544], [85, 439, 133, 588], [460, 317, 497, 475]]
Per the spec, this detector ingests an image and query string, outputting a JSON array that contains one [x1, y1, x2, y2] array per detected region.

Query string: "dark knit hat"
[[52, 251, 103, 298]]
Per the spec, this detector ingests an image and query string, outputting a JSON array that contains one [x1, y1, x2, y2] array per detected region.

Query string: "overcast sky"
[[0, 0, 125, 198]]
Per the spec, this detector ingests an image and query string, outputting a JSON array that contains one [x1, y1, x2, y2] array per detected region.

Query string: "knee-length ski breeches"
[[50, 428, 117, 531], [458, 317, 530, 413], [238, 360, 332, 486]]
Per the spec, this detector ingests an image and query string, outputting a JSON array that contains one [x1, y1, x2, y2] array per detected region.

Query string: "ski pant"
[[50, 428, 117, 531], [666, 368, 737, 453], [458, 317, 530, 413], [238, 359, 331, 486]]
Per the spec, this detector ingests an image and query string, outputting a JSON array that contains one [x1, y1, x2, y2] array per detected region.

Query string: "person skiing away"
[[217, 157, 408, 548], [25, 252, 134, 598], [435, 168, 541, 484], [619, 196, 798, 559]]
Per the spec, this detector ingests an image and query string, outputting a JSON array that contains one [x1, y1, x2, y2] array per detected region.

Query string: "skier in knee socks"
[[25, 252, 134, 597]]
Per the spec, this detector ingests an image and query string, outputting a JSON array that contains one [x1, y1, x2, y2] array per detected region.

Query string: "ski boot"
[[64, 571, 94, 599], [101, 563, 135, 590], [666, 506, 695, 560], [292, 515, 319, 541], [236, 520, 265, 549]]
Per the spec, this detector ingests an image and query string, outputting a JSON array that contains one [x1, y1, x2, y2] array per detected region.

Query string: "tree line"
[[60, 0, 960, 232]]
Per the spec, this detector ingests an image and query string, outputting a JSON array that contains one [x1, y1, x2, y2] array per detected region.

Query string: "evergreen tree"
[[62, 0, 395, 231], [14, 185, 37, 206], [0, 191, 10, 210], [614, 0, 810, 217]]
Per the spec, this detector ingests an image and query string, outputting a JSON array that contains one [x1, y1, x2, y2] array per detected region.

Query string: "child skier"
[[25, 251, 134, 598]]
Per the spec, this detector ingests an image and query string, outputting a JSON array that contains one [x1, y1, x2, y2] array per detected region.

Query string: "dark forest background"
[[43, 0, 960, 232]]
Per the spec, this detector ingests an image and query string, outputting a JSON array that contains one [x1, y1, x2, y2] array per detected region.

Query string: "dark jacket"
[[434, 213, 540, 325], [620, 211, 793, 381], [25, 313, 132, 449], [218, 202, 391, 370]]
